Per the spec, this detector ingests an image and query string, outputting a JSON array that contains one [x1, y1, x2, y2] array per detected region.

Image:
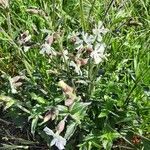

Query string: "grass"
[[0, 0, 150, 149]]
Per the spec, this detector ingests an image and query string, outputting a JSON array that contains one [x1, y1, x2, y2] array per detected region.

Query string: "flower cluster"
[[17, 23, 108, 149], [71, 21, 108, 65], [44, 116, 67, 150], [20, 21, 108, 76]]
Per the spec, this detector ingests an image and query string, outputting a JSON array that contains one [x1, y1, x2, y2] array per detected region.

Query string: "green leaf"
[[23, 59, 33, 79], [70, 102, 91, 123], [70, 102, 91, 114], [31, 115, 39, 135], [31, 93, 46, 104], [0, 144, 29, 149], [98, 111, 108, 118], [0, 95, 15, 110], [143, 139, 150, 150], [57, 105, 68, 113], [71, 113, 82, 124], [4, 100, 15, 110], [64, 122, 77, 140]]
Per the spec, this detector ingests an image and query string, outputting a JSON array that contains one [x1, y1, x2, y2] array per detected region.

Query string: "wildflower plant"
[[0, 20, 108, 149], [42, 22, 108, 149]]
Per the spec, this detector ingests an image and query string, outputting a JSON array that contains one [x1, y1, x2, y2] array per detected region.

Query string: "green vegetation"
[[0, 0, 150, 149]]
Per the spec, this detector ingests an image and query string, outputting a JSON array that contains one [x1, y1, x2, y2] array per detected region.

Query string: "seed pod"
[[131, 135, 141, 144]]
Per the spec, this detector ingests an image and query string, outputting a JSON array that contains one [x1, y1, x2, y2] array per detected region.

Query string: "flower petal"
[[50, 138, 57, 146], [55, 142, 65, 150], [43, 127, 55, 136], [55, 136, 66, 150]]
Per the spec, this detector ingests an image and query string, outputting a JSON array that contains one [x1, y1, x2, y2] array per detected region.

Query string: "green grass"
[[0, 0, 150, 149]]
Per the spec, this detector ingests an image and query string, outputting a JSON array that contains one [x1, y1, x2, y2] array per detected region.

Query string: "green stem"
[[88, 0, 96, 21], [16, 104, 31, 114], [103, 0, 115, 23], [88, 59, 98, 97], [16, 103, 43, 119], [123, 67, 150, 107], [5, 8, 12, 36], [88, 58, 92, 96], [79, 0, 86, 31], [52, 0, 56, 29]]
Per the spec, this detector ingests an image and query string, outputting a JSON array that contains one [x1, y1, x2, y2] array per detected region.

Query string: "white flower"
[[70, 61, 82, 75], [92, 21, 108, 35], [40, 34, 56, 56], [18, 30, 32, 52], [92, 21, 108, 42], [40, 43, 57, 56], [62, 50, 69, 61], [19, 30, 32, 45], [90, 43, 106, 64], [82, 32, 95, 44], [75, 32, 95, 51], [43, 127, 66, 150], [24, 46, 30, 52], [74, 37, 84, 50]]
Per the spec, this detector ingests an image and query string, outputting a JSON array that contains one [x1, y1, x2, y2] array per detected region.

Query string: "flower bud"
[[80, 58, 88, 66], [86, 47, 93, 53], [46, 35, 53, 45], [56, 117, 67, 134], [65, 98, 74, 107], [58, 80, 73, 94]]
